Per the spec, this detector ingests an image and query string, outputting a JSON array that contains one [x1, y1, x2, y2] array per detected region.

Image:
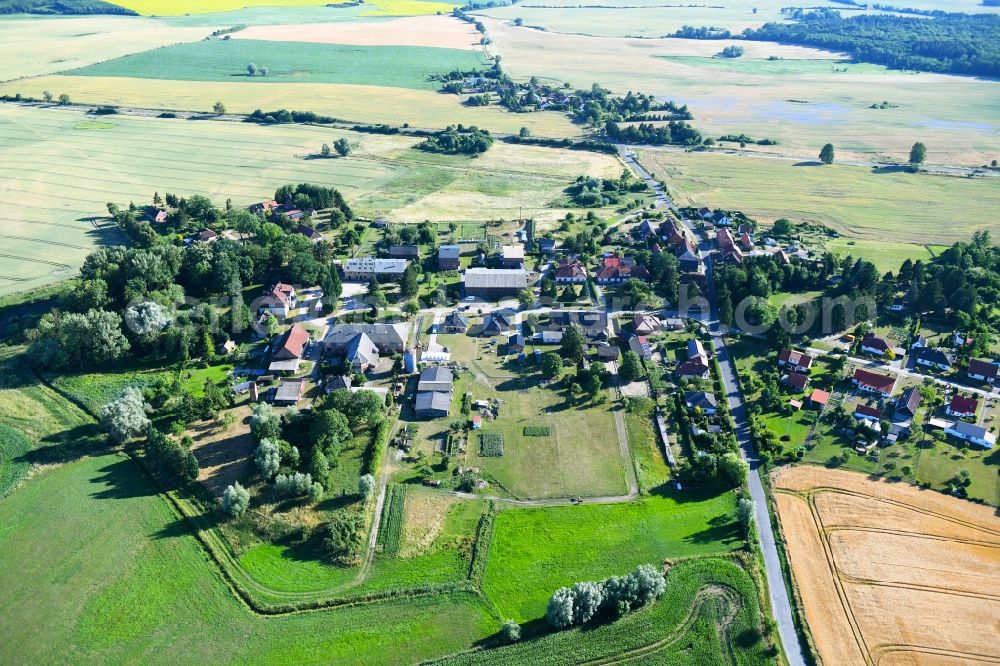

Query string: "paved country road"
[[621, 147, 809, 666]]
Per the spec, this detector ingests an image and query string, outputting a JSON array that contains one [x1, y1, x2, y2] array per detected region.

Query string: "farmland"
[[481, 17, 1000, 166], [69, 40, 486, 91], [483, 489, 741, 621], [229, 15, 481, 49], [639, 148, 1000, 245], [773, 466, 1000, 665], [0, 104, 610, 296], [109, 0, 457, 17]]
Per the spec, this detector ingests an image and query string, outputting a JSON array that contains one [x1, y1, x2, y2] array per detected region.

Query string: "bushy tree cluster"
[[546, 564, 667, 629], [145, 426, 199, 483], [99, 387, 149, 443], [222, 482, 251, 517], [274, 471, 313, 496], [416, 126, 494, 155]]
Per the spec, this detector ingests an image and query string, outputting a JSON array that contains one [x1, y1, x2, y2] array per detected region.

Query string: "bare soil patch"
[[189, 405, 254, 497], [773, 465, 1000, 666], [231, 15, 481, 50]]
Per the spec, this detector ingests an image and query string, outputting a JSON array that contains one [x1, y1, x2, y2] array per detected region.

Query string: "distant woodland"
[[0, 0, 136, 14]]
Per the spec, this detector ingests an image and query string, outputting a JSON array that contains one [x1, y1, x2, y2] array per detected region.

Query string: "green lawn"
[[483, 489, 742, 621], [624, 408, 671, 492], [69, 39, 486, 91], [0, 454, 498, 665], [913, 437, 999, 505]]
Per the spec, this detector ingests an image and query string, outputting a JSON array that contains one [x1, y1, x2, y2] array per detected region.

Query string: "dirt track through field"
[[773, 466, 1000, 666]]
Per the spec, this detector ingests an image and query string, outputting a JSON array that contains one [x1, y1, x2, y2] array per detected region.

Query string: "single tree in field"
[[58, 93, 70, 105], [259, 66, 269, 76], [222, 482, 250, 517], [358, 473, 376, 498], [500, 620, 521, 643], [100, 387, 150, 444], [247, 63, 257, 76], [213, 101, 226, 115], [334, 137, 351, 157], [541, 351, 563, 379], [819, 143, 835, 164], [42, 90, 53, 103], [321, 143, 332, 157], [909, 141, 926, 166]]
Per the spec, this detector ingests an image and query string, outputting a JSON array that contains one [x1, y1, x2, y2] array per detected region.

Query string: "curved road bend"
[[621, 147, 809, 666]]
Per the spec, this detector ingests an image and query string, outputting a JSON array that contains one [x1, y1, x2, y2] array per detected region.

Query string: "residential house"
[[324, 323, 409, 371], [415, 391, 451, 418], [342, 257, 409, 281], [543, 311, 609, 344], [417, 366, 453, 393], [463, 268, 531, 300], [438, 245, 461, 271], [894, 386, 922, 419], [481, 312, 513, 337], [739, 232, 753, 251], [860, 334, 892, 356], [658, 221, 687, 248], [144, 206, 167, 223], [501, 245, 525, 269], [943, 420, 996, 449], [854, 404, 882, 423], [595, 343, 620, 361], [248, 200, 279, 216], [268, 323, 310, 374], [629, 335, 653, 361], [968, 358, 998, 384], [808, 388, 831, 408], [911, 334, 929, 349], [388, 245, 419, 260], [947, 394, 978, 418], [196, 228, 218, 243], [507, 333, 525, 353], [326, 375, 352, 392], [914, 347, 954, 371], [685, 391, 718, 414], [298, 224, 323, 243], [632, 219, 657, 240], [553, 258, 587, 284], [259, 282, 297, 318], [711, 210, 731, 227], [632, 313, 662, 335], [953, 331, 973, 347], [697, 207, 713, 220], [852, 368, 896, 397], [677, 338, 710, 379], [675, 241, 702, 273], [273, 378, 306, 405], [537, 238, 556, 255], [442, 311, 469, 333], [737, 223, 753, 236], [778, 348, 814, 373], [715, 228, 744, 264], [593, 256, 650, 284], [783, 371, 810, 392]]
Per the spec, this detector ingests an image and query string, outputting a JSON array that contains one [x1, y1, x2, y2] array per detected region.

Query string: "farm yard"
[[639, 149, 1000, 245], [0, 104, 613, 296], [480, 17, 1000, 166], [773, 466, 1000, 666]]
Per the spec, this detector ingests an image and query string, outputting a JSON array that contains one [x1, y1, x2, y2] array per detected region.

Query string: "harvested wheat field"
[[231, 15, 481, 49], [772, 466, 1000, 666]]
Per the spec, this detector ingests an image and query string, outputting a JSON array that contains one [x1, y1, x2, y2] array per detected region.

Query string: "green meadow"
[[69, 39, 486, 90]]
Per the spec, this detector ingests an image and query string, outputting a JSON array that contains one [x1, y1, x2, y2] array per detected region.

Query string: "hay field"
[[0, 15, 211, 82], [0, 76, 580, 137], [638, 149, 1000, 244], [483, 18, 1000, 165], [0, 104, 610, 295], [773, 466, 1000, 666], [69, 39, 485, 91], [230, 15, 480, 49]]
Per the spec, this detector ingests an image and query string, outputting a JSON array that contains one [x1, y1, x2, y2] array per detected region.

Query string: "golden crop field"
[[773, 466, 1000, 666], [0, 75, 581, 138], [0, 15, 211, 82], [482, 18, 1000, 166], [230, 15, 480, 49], [639, 148, 1000, 245]]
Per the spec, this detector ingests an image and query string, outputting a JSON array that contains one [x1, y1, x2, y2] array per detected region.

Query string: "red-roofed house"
[[854, 404, 882, 422], [778, 348, 814, 373], [783, 371, 810, 391], [554, 258, 587, 284], [249, 200, 279, 216], [145, 207, 167, 223], [967, 359, 998, 384], [947, 394, 978, 418], [860, 334, 892, 356], [853, 368, 895, 397], [259, 282, 297, 318], [272, 323, 309, 361], [594, 256, 649, 284], [809, 388, 831, 408]]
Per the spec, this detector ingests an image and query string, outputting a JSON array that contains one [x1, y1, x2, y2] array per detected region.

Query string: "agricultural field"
[[0, 454, 498, 665], [483, 488, 742, 621], [639, 148, 1000, 245], [0, 15, 212, 82], [773, 466, 1000, 666], [109, 0, 457, 17], [0, 104, 609, 296], [481, 17, 1000, 166], [69, 39, 487, 90], [230, 15, 481, 49]]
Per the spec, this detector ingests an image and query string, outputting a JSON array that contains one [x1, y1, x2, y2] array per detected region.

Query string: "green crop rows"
[[479, 432, 504, 457], [522, 426, 551, 437], [377, 484, 406, 557]]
